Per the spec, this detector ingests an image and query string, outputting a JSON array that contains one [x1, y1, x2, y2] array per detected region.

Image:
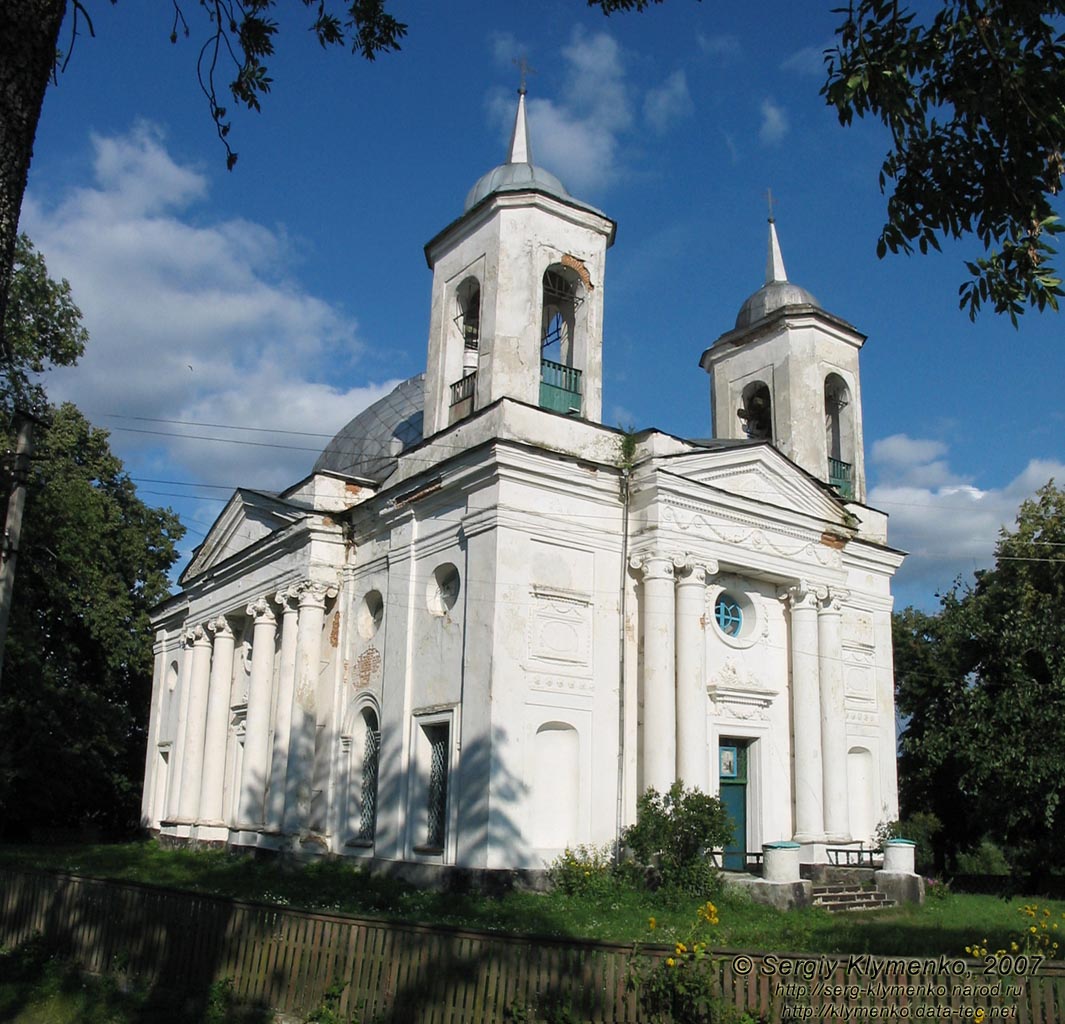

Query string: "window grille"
[[358, 725, 380, 841], [715, 595, 743, 637], [426, 725, 449, 850]]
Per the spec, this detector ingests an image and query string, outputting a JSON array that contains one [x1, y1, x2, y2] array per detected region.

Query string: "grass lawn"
[[0, 840, 1062, 963]]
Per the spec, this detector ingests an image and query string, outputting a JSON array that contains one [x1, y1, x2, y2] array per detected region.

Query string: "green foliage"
[[875, 814, 942, 876], [823, 1, 1065, 321], [623, 781, 732, 898], [205, 977, 237, 1024], [0, 404, 185, 836], [304, 979, 349, 1023], [956, 839, 1011, 877], [1, 234, 86, 414], [168, 2, 408, 169], [547, 843, 616, 898], [893, 481, 1065, 876]]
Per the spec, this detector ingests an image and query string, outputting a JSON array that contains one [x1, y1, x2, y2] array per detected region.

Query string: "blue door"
[[719, 741, 748, 871]]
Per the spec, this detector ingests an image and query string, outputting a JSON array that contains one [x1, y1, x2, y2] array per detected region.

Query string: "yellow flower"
[[974, 1010, 986, 1024], [1031, 926, 1038, 934], [1011, 942, 1019, 952], [666, 957, 676, 968], [648, 916, 656, 931], [676, 942, 687, 955]]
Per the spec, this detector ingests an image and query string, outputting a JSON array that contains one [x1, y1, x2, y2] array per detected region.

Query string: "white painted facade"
[[143, 91, 903, 872]]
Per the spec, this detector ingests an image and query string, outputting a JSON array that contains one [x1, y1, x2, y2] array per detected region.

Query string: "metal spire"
[[508, 57, 535, 165], [765, 190, 788, 284]]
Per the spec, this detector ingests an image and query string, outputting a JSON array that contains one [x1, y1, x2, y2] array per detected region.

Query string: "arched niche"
[[531, 721, 579, 849], [847, 746, 875, 844], [824, 372, 855, 496]]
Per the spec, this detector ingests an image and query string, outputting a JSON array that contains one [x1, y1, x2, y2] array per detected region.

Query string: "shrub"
[[547, 844, 616, 898], [955, 839, 1011, 876], [623, 782, 732, 898], [875, 812, 941, 874]]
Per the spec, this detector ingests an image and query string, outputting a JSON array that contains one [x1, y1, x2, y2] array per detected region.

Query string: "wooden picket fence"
[[1, 868, 1064, 1022]]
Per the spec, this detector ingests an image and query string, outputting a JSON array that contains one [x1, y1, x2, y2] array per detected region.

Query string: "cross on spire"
[[512, 55, 536, 95], [766, 187, 776, 224]]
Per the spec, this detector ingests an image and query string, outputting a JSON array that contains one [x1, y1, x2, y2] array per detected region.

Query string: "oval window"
[[714, 594, 743, 637]]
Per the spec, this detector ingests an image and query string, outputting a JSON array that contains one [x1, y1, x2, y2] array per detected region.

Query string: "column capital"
[[246, 597, 277, 624], [187, 623, 212, 647], [675, 556, 719, 585], [207, 616, 234, 639], [296, 580, 339, 610], [629, 551, 681, 581], [785, 579, 826, 611], [273, 585, 301, 613], [818, 588, 849, 614]]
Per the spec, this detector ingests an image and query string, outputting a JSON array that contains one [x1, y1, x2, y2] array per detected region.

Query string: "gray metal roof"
[[735, 280, 821, 330], [313, 374, 425, 483]]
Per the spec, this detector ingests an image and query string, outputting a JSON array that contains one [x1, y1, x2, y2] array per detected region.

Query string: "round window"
[[714, 594, 743, 637]]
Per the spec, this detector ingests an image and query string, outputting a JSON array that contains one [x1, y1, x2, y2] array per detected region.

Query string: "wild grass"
[[0, 841, 1061, 960]]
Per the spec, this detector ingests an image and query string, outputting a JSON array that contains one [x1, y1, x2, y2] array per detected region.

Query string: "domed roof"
[[735, 219, 821, 329], [314, 374, 424, 483], [465, 161, 571, 213]]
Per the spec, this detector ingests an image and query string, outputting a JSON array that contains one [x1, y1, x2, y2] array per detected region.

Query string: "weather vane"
[[513, 55, 536, 94]]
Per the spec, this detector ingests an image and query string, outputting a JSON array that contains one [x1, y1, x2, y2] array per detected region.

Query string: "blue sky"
[[21, 1, 1065, 609]]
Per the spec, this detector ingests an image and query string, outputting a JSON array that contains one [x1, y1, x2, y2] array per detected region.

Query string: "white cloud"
[[22, 124, 398, 493], [697, 33, 741, 61], [643, 70, 693, 135], [867, 436, 1065, 604], [758, 98, 789, 145], [489, 28, 633, 193], [781, 44, 830, 77]]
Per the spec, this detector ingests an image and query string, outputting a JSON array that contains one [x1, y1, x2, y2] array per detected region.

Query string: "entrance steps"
[[812, 883, 895, 912]]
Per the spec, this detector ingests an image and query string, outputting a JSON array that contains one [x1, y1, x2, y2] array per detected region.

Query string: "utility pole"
[[0, 411, 38, 688]]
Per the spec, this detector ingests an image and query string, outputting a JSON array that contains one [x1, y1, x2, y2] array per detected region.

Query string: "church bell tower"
[[421, 88, 616, 439], [699, 219, 868, 503]]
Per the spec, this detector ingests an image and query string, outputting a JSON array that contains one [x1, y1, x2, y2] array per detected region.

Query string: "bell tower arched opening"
[[738, 381, 773, 441], [824, 373, 854, 498], [539, 265, 584, 414]]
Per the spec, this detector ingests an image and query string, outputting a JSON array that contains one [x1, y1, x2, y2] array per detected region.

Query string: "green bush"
[[875, 812, 941, 875], [547, 844, 616, 898], [623, 782, 732, 898], [955, 838, 1011, 876]]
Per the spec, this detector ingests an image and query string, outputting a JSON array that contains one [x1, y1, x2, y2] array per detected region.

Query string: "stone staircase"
[[812, 883, 895, 912]]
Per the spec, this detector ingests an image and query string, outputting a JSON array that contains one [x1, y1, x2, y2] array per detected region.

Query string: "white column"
[[675, 559, 716, 791], [238, 599, 277, 830], [285, 582, 333, 832], [198, 616, 236, 826], [788, 583, 824, 842], [635, 554, 677, 795], [177, 625, 213, 823], [266, 587, 299, 832], [165, 631, 195, 822], [819, 589, 850, 842]]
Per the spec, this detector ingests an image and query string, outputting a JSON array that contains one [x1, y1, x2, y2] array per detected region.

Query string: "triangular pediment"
[[658, 443, 847, 525], [180, 489, 307, 584]]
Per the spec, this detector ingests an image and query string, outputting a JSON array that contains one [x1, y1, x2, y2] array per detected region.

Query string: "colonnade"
[[632, 554, 851, 846], [163, 580, 337, 838]]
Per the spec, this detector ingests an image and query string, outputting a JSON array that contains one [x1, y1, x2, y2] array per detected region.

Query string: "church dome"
[[734, 219, 821, 330], [735, 279, 820, 329], [314, 374, 424, 483], [464, 161, 571, 213]]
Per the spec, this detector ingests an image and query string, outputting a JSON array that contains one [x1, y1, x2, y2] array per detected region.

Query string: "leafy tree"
[[894, 481, 1065, 876], [2, 233, 86, 414], [0, 403, 184, 837], [824, 1, 1065, 323], [0, 0, 407, 362]]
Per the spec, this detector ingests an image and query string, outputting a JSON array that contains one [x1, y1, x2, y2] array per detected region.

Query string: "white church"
[[142, 89, 903, 876]]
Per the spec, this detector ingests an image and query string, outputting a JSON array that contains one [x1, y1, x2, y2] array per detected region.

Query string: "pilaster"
[[818, 589, 850, 842]]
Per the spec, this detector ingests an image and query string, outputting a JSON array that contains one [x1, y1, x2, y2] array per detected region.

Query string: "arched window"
[[738, 381, 772, 441], [541, 267, 582, 366], [342, 702, 381, 846], [540, 266, 584, 414], [455, 277, 480, 351], [824, 373, 854, 497]]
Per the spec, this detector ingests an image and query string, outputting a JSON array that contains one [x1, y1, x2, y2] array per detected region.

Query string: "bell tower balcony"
[[539, 358, 582, 415]]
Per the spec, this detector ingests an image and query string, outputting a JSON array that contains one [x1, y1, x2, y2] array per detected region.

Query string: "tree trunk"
[[0, 0, 67, 357]]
